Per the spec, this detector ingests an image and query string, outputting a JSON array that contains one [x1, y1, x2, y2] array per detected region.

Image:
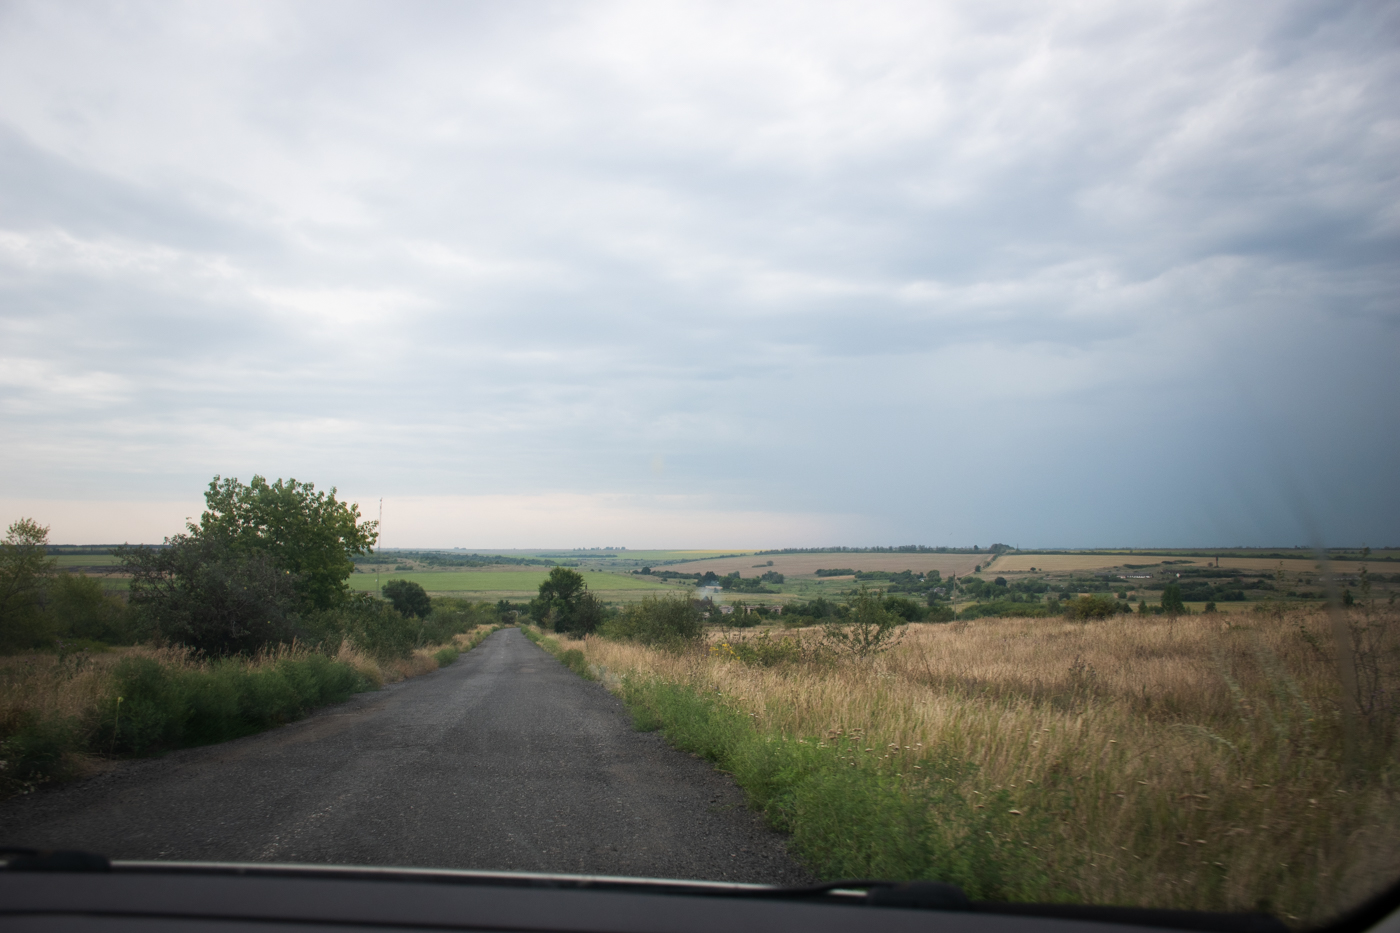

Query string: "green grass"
[[52, 554, 122, 568], [348, 570, 685, 595]]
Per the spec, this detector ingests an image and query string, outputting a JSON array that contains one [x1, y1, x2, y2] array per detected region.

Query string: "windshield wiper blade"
[[762, 880, 1288, 933], [1, 847, 111, 872], [1, 853, 1288, 932]]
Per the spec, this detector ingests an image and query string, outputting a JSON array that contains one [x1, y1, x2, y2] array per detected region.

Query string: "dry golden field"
[[556, 607, 1400, 923], [990, 554, 1375, 575], [673, 552, 986, 577]]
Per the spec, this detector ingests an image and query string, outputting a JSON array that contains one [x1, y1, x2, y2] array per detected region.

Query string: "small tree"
[[0, 518, 58, 652], [532, 567, 603, 635], [383, 579, 432, 618], [1161, 582, 1186, 616], [822, 586, 904, 658]]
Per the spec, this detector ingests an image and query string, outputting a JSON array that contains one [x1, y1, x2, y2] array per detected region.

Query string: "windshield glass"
[[1, 2, 1396, 929]]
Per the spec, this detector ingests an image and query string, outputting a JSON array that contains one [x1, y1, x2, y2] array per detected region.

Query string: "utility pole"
[[376, 498, 383, 596]]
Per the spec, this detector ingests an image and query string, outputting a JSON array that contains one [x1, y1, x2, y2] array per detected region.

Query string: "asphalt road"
[[0, 628, 808, 883]]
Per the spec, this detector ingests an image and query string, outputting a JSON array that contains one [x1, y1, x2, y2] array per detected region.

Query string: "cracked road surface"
[[0, 628, 808, 883]]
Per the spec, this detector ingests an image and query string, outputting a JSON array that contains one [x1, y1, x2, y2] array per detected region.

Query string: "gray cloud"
[[1, 0, 1396, 545]]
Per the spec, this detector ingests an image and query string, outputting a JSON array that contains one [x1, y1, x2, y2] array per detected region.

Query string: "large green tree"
[[195, 475, 378, 611]]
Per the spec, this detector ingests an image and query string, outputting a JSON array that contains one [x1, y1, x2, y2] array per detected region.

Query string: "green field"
[[53, 554, 122, 568], [348, 570, 686, 596]]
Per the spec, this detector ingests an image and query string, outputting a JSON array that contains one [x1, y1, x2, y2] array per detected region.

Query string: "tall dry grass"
[[554, 607, 1400, 923]]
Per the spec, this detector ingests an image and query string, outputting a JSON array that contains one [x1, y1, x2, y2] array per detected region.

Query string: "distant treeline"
[[352, 550, 554, 568], [756, 544, 1012, 555], [633, 568, 785, 592]]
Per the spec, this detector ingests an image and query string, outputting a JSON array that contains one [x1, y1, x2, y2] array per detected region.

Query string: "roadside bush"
[[97, 652, 369, 756], [382, 579, 431, 618], [46, 573, 138, 645], [303, 593, 416, 659], [417, 598, 494, 645], [119, 535, 300, 656], [433, 647, 460, 666], [600, 594, 704, 650]]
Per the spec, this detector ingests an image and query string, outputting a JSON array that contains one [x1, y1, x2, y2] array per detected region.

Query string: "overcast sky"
[[1, 0, 1396, 548]]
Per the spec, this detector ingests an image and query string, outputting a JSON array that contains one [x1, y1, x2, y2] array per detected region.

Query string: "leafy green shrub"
[[600, 594, 704, 650], [1064, 595, 1121, 621], [304, 593, 417, 659], [434, 647, 460, 666], [418, 599, 494, 645], [46, 573, 138, 645]]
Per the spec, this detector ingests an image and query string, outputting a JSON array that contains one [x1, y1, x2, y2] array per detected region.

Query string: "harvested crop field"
[[670, 552, 985, 578], [990, 554, 1377, 575]]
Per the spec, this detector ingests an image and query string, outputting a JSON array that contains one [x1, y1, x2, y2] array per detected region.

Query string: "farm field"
[[669, 552, 985, 578], [990, 553, 1377, 575], [535, 549, 758, 563], [52, 554, 122, 569], [348, 569, 685, 597]]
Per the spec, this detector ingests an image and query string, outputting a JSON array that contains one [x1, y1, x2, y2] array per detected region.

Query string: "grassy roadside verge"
[[521, 626, 593, 679], [523, 611, 1400, 925], [521, 623, 1042, 900], [0, 624, 506, 798]]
